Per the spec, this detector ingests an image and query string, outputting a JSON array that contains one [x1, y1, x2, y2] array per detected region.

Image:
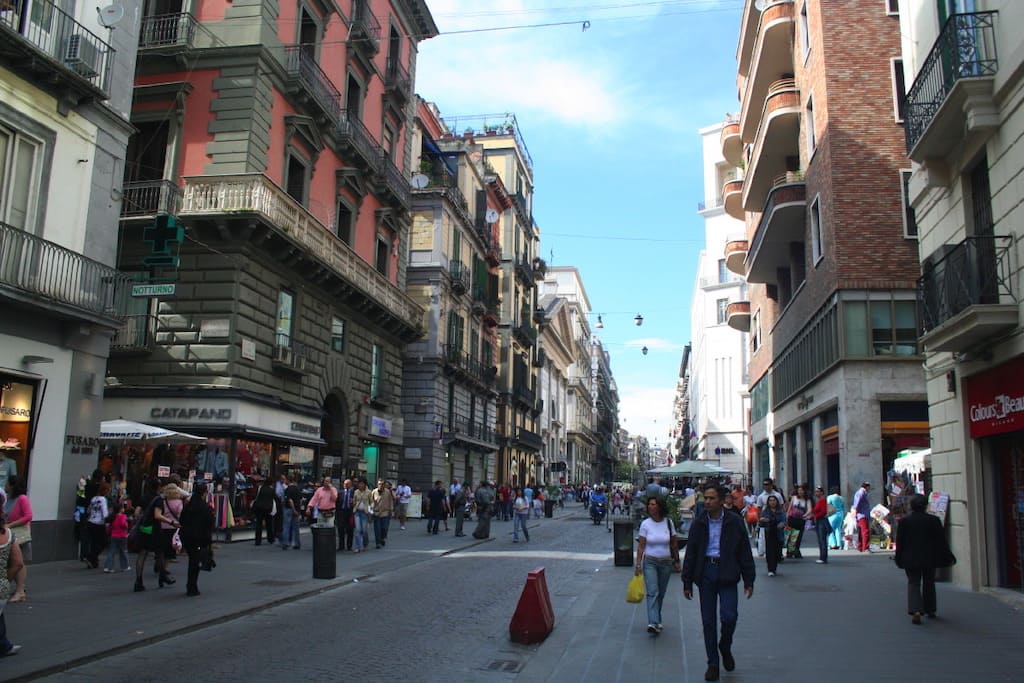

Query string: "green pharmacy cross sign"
[[143, 214, 184, 268]]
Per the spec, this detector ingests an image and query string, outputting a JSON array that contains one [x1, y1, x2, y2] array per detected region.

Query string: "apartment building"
[[899, 0, 1023, 592], [536, 287, 572, 486], [724, 0, 928, 496], [103, 1, 436, 532], [0, 0, 139, 559], [546, 267, 598, 484], [401, 100, 502, 491], [689, 121, 751, 478]]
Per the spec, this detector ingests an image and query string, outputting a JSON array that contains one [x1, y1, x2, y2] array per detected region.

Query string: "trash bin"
[[613, 519, 633, 567], [312, 525, 337, 579], [544, 499, 555, 518]]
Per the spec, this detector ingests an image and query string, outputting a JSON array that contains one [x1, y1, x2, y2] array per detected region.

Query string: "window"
[[843, 301, 869, 356], [331, 317, 345, 352], [370, 344, 383, 399], [375, 235, 390, 275], [448, 312, 465, 351], [276, 289, 294, 347], [805, 97, 816, 154], [285, 154, 307, 204], [900, 170, 917, 237], [716, 298, 729, 325], [717, 258, 728, 283], [843, 298, 918, 357], [891, 58, 907, 122], [799, 2, 810, 60], [0, 124, 42, 231], [345, 75, 363, 118], [886, 0, 899, 15], [751, 310, 761, 352], [810, 196, 823, 263], [335, 200, 353, 244]]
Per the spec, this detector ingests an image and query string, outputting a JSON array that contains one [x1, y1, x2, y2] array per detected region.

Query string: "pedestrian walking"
[[306, 476, 338, 528], [512, 487, 530, 543], [452, 485, 468, 537], [472, 480, 495, 539], [895, 494, 956, 624], [337, 479, 354, 551], [351, 479, 372, 552], [0, 509, 25, 656], [85, 482, 110, 569], [681, 484, 756, 682], [758, 495, 786, 576], [635, 495, 680, 634], [826, 486, 846, 549], [426, 481, 448, 535], [179, 482, 215, 597], [250, 479, 277, 546], [370, 479, 395, 548], [852, 482, 872, 552], [784, 484, 811, 559], [395, 479, 412, 530], [279, 475, 302, 550], [4, 476, 30, 602], [104, 504, 130, 573], [811, 486, 830, 564]]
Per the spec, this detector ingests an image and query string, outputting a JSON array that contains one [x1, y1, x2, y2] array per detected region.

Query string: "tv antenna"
[[97, 5, 125, 29]]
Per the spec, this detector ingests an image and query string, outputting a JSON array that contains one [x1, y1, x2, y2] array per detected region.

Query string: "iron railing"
[[138, 13, 206, 49], [449, 417, 498, 445], [905, 11, 998, 153], [918, 235, 1015, 333], [440, 113, 534, 171], [335, 110, 382, 170], [0, 0, 114, 95], [0, 220, 130, 319], [512, 192, 531, 224], [515, 256, 534, 282], [449, 261, 469, 292], [443, 344, 496, 387], [378, 151, 411, 209], [415, 165, 471, 223], [349, 0, 381, 52], [111, 314, 157, 352], [121, 180, 182, 217], [515, 427, 544, 451], [284, 46, 341, 122], [178, 174, 423, 330], [513, 319, 537, 347], [385, 56, 411, 98]]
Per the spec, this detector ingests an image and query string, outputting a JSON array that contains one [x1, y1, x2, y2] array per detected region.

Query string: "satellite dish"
[[410, 173, 429, 189], [753, 0, 767, 10], [485, 208, 499, 224], [97, 4, 125, 28]]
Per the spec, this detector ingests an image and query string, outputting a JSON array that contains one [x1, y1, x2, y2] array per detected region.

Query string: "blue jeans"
[[643, 557, 673, 626], [281, 508, 300, 548], [372, 515, 391, 547], [815, 519, 830, 562], [513, 512, 530, 541], [354, 512, 369, 550], [0, 612, 11, 653], [697, 560, 739, 668], [105, 538, 129, 571]]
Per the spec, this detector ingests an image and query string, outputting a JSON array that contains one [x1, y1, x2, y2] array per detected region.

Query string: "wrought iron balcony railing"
[[138, 13, 209, 50], [918, 235, 1015, 333], [0, 0, 114, 97], [449, 261, 469, 293], [177, 174, 423, 330], [385, 56, 411, 99], [121, 180, 182, 218], [444, 344, 497, 387], [905, 11, 998, 154], [110, 313, 158, 353], [449, 418, 498, 445], [349, 0, 381, 54], [377, 151, 411, 210], [335, 110, 383, 171], [515, 256, 535, 283], [284, 46, 341, 123], [0, 220, 130, 321], [513, 319, 537, 348], [515, 427, 544, 451]]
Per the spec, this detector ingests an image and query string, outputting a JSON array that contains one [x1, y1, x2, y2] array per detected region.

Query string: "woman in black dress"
[[179, 482, 215, 597]]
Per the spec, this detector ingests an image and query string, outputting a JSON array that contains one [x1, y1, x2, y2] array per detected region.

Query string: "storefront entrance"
[[994, 436, 1024, 590]]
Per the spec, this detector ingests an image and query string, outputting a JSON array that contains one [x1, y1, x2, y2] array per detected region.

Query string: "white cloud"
[[617, 384, 676, 445]]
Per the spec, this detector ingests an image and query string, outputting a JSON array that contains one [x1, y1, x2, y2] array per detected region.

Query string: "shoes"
[[912, 612, 922, 625], [768, 571, 775, 577], [122, 567, 132, 573], [375, 544, 381, 549], [647, 624, 658, 634], [704, 665, 720, 681], [103, 568, 113, 573], [455, 533, 466, 537], [513, 539, 518, 543], [927, 613, 937, 619], [134, 580, 145, 592], [1, 645, 21, 657], [400, 525, 406, 530], [158, 573, 176, 588], [186, 588, 200, 597], [8, 592, 26, 603], [656, 624, 663, 633], [816, 560, 826, 564], [719, 645, 735, 672]]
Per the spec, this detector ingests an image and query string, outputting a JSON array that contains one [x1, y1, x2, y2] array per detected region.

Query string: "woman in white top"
[[512, 488, 530, 543], [635, 496, 680, 634]]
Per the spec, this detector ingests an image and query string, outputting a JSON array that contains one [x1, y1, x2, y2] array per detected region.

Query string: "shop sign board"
[[965, 356, 1024, 438], [157, 465, 170, 477], [131, 283, 175, 297]]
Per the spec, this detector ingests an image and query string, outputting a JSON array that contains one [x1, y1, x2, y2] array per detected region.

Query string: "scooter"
[[591, 500, 607, 525]]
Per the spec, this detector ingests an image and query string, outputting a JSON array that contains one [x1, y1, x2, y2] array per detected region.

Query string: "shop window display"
[[232, 439, 272, 527]]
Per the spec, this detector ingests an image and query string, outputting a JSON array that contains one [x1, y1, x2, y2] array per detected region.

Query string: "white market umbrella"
[[99, 419, 204, 443]]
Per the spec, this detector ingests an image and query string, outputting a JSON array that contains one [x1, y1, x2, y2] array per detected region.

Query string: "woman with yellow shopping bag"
[[634, 495, 681, 635]]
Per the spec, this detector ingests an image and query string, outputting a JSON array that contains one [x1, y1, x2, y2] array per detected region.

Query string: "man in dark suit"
[[895, 494, 956, 624], [682, 484, 756, 682]]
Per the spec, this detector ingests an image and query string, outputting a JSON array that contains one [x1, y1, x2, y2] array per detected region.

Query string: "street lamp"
[[641, 346, 649, 355], [634, 313, 644, 326]]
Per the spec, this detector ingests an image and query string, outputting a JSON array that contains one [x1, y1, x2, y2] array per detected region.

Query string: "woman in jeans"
[[635, 496, 680, 634], [811, 486, 831, 564], [351, 478, 372, 553], [512, 487, 530, 542]]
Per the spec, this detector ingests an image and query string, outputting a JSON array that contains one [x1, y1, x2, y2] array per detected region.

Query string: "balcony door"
[[141, 0, 185, 45], [968, 155, 998, 305], [937, 0, 976, 24]]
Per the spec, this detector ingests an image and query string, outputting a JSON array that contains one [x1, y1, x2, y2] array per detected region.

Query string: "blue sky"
[[416, 0, 744, 447]]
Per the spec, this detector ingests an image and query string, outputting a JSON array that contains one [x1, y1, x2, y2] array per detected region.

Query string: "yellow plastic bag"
[[626, 574, 644, 603]]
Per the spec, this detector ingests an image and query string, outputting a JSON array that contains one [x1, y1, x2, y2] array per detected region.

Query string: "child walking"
[[104, 506, 130, 573]]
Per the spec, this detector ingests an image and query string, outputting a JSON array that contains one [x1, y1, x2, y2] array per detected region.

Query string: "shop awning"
[[99, 419, 205, 443], [894, 448, 931, 475]]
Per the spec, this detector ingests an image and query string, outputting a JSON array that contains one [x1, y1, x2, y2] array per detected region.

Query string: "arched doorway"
[[321, 392, 347, 481]]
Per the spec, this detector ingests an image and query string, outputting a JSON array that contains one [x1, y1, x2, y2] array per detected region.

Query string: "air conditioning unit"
[[273, 344, 294, 365], [65, 34, 101, 79]]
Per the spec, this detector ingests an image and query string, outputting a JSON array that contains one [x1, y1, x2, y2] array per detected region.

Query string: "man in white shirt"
[[755, 478, 785, 509], [395, 479, 412, 530]]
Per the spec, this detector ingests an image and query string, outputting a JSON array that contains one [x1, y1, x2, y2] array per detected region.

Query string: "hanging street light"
[[634, 313, 644, 326], [596, 315, 604, 329], [642, 346, 649, 355]]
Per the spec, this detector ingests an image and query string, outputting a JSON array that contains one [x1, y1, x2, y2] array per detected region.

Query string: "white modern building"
[[689, 122, 751, 479]]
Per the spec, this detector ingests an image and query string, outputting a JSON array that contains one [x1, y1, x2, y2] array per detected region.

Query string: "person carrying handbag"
[[179, 482, 215, 597], [635, 495, 680, 635], [0, 509, 26, 656]]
